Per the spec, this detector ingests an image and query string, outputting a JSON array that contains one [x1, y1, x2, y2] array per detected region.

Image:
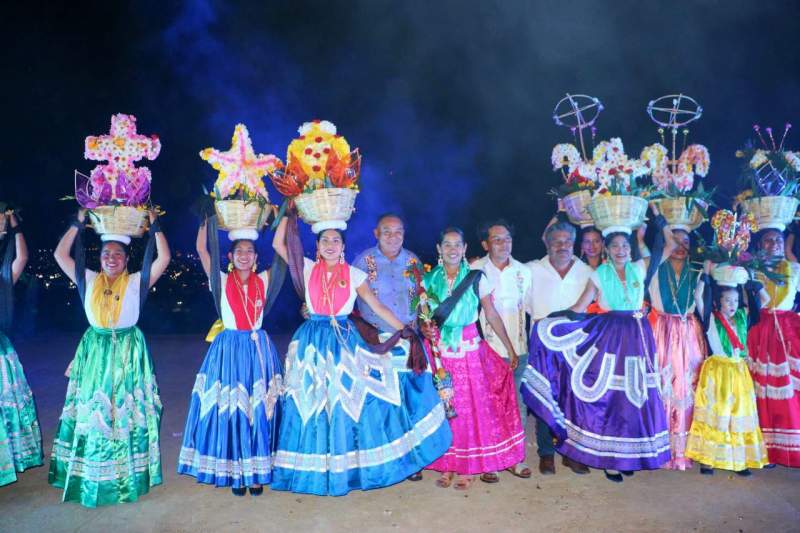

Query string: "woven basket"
[[588, 195, 648, 233], [89, 206, 149, 237], [654, 197, 705, 231], [741, 196, 799, 231], [711, 265, 749, 287], [295, 188, 358, 227], [563, 190, 594, 227], [215, 200, 269, 231]]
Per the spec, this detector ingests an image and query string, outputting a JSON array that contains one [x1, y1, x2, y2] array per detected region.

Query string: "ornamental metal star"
[[200, 124, 279, 197]]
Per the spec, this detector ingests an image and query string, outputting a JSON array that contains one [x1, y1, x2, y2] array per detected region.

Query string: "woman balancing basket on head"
[[522, 151, 676, 483], [269, 121, 451, 496], [50, 114, 171, 507], [177, 124, 285, 496], [638, 100, 713, 470], [0, 207, 43, 487]]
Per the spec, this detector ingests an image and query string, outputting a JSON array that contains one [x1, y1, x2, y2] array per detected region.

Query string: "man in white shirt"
[[525, 220, 593, 476], [472, 220, 533, 482]]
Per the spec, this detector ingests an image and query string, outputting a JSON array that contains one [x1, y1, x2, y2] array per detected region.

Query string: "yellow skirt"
[[685, 355, 768, 470]]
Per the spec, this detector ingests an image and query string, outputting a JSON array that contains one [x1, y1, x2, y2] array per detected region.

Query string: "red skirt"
[[747, 310, 800, 467]]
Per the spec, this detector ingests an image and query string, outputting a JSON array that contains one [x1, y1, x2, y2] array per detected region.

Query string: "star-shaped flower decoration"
[[200, 124, 282, 200]]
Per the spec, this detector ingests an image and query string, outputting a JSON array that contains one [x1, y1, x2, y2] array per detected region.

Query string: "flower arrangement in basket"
[[268, 120, 361, 233], [734, 123, 800, 231], [72, 113, 160, 243], [698, 209, 783, 286], [200, 123, 281, 240], [405, 259, 456, 419], [639, 94, 713, 231], [548, 94, 652, 230]]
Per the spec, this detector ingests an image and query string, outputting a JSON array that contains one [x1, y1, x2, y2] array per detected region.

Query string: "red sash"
[[308, 262, 350, 315], [713, 310, 744, 351], [225, 273, 265, 330]]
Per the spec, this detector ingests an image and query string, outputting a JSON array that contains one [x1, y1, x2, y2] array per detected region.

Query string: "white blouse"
[[218, 271, 270, 330], [83, 270, 141, 328], [303, 257, 368, 316]]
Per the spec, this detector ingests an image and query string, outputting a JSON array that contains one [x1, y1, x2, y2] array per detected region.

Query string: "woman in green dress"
[[0, 210, 42, 486], [49, 208, 170, 506]]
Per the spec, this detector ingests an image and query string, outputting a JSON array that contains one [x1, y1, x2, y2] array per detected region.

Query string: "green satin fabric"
[[0, 330, 43, 486], [657, 261, 698, 315], [596, 262, 644, 311], [48, 326, 162, 507], [423, 263, 479, 349]]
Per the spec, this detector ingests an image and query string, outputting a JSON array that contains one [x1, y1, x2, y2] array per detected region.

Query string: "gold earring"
[[339, 252, 345, 264], [252, 262, 257, 272], [437, 252, 443, 266], [227, 262, 234, 273], [316, 250, 321, 263]]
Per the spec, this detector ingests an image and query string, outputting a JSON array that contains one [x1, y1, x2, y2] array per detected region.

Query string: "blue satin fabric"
[[177, 329, 283, 488], [271, 314, 452, 496]]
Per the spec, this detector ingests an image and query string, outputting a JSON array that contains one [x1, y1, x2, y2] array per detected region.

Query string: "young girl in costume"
[[685, 260, 769, 475], [647, 228, 708, 470], [421, 227, 525, 491], [522, 205, 675, 482], [49, 208, 170, 506], [0, 212, 42, 486], [270, 215, 452, 496], [177, 220, 284, 496]]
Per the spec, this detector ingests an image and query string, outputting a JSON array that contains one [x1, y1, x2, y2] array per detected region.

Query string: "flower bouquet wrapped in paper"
[[640, 94, 713, 231], [269, 120, 360, 233], [200, 123, 281, 241], [735, 124, 800, 231], [406, 259, 456, 419], [75, 113, 160, 244]]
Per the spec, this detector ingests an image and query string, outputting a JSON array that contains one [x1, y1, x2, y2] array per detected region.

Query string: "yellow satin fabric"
[[205, 319, 225, 342], [685, 355, 768, 470], [89, 271, 129, 328]]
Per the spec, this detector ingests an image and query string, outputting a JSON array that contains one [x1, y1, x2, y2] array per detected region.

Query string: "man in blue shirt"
[[353, 213, 418, 331], [353, 213, 426, 482]]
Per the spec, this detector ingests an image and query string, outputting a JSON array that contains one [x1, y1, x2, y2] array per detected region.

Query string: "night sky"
[[4, 0, 800, 330]]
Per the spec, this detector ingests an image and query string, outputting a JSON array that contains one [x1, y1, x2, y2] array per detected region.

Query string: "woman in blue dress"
[[178, 220, 284, 496], [270, 215, 452, 495]]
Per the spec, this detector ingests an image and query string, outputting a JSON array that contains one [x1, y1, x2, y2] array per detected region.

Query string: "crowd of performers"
[[0, 200, 799, 507]]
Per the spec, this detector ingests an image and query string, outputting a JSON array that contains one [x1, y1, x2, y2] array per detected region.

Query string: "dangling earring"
[[437, 252, 443, 266], [251, 262, 257, 273], [339, 251, 345, 265], [315, 250, 321, 263], [227, 262, 234, 273]]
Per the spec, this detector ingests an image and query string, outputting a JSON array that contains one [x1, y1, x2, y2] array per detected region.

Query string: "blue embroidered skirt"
[[271, 314, 452, 496], [177, 329, 283, 488]]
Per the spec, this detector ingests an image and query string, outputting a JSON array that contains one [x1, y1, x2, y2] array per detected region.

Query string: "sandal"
[[454, 475, 474, 491], [480, 472, 500, 483], [435, 472, 454, 488], [506, 463, 532, 479], [407, 471, 423, 482]]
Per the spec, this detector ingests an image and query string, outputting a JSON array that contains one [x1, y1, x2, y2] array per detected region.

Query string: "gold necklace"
[[232, 272, 263, 341]]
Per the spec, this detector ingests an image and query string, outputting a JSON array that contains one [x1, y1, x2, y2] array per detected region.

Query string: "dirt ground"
[[0, 333, 798, 533]]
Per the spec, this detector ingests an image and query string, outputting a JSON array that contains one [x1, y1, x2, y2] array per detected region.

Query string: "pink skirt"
[[652, 312, 707, 470], [426, 324, 525, 475]]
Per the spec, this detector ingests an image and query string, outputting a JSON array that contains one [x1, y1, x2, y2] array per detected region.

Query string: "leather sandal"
[[435, 472, 454, 488], [506, 463, 532, 479], [454, 475, 474, 490], [480, 472, 500, 483]]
